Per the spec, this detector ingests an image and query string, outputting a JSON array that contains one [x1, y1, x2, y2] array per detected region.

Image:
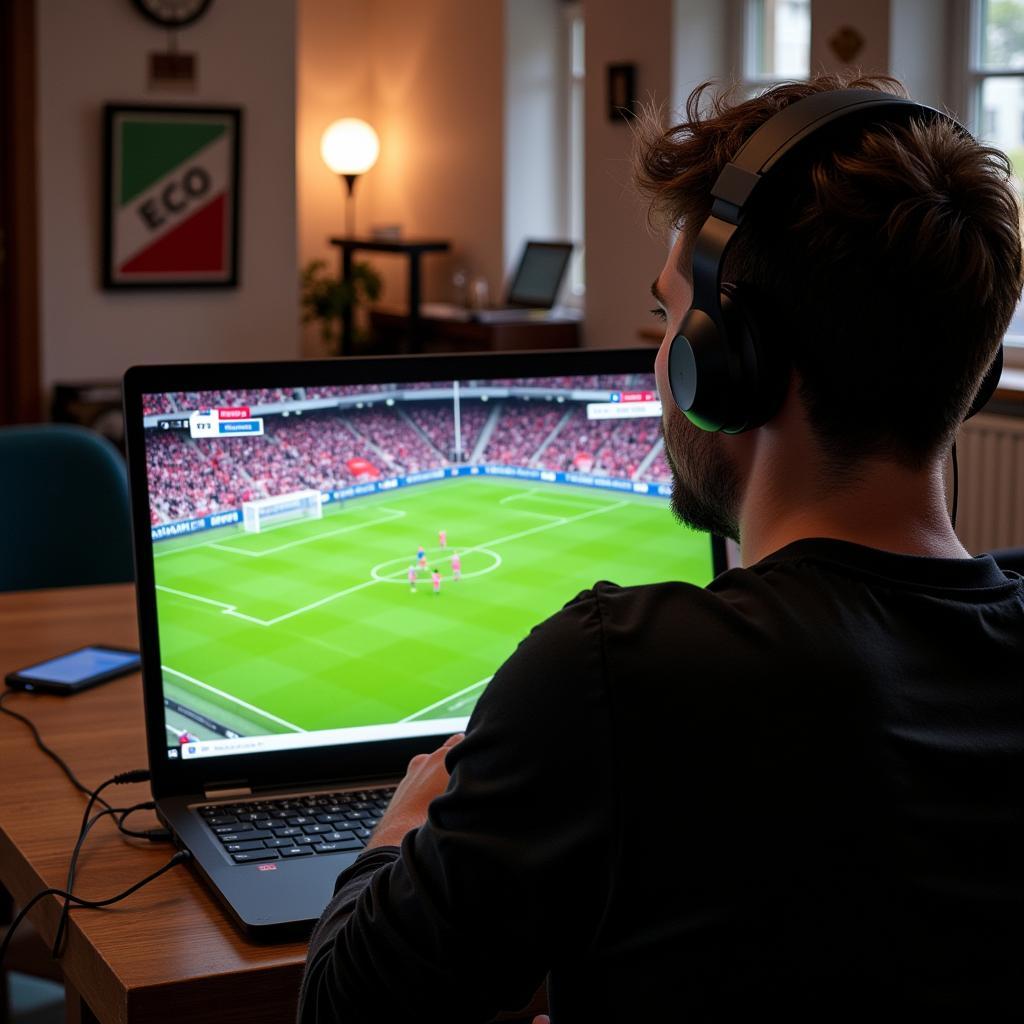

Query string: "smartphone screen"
[[8, 646, 140, 691]]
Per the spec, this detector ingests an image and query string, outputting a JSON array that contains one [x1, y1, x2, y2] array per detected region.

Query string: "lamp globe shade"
[[320, 118, 380, 176]]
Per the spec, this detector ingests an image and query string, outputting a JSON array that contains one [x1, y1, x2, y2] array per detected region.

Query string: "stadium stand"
[[145, 388, 671, 523]]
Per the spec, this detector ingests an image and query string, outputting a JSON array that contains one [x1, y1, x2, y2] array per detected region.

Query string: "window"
[[968, 0, 1024, 352], [740, 0, 810, 93]]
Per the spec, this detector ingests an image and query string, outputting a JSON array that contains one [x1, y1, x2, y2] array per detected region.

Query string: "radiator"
[[955, 412, 1024, 554]]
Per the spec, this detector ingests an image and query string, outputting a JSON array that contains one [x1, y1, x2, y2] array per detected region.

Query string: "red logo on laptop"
[[257, 863, 277, 871]]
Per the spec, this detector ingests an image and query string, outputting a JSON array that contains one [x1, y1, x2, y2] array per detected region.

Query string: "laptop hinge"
[[203, 782, 252, 800]]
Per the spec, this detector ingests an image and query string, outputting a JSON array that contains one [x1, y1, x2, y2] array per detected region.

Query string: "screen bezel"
[[124, 348, 725, 799]]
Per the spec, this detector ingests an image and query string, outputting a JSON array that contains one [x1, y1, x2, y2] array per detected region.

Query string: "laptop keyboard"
[[196, 787, 396, 864]]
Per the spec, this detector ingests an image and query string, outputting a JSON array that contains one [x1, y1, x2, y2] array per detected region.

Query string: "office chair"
[[0, 424, 134, 592], [0, 425, 134, 1018]]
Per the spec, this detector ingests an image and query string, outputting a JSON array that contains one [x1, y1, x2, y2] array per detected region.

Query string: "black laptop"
[[424, 240, 575, 323], [123, 348, 723, 939]]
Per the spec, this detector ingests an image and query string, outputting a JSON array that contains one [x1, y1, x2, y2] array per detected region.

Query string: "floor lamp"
[[320, 118, 380, 238]]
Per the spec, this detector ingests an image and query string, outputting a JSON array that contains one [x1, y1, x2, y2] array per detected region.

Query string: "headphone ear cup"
[[669, 285, 790, 434], [720, 285, 789, 434], [966, 345, 1003, 420], [668, 309, 734, 432]]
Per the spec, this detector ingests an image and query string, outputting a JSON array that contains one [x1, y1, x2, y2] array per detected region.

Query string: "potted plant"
[[300, 258, 382, 355]]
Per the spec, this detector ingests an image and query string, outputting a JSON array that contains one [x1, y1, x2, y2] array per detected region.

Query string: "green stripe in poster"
[[119, 121, 227, 205]]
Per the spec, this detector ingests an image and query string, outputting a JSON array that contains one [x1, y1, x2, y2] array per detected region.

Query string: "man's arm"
[[297, 591, 618, 1023]]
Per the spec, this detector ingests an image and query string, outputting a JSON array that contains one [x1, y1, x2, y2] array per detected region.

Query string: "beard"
[[662, 407, 742, 542]]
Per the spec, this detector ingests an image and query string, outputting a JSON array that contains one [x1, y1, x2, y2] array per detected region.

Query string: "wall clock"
[[132, 0, 213, 29]]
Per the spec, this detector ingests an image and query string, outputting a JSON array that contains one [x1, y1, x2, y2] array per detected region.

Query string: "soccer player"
[[451, 551, 461, 581], [439, 529, 447, 548], [417, 544, 426, 568], [408, 565, 417, 593], [431, 569, 441, 595]]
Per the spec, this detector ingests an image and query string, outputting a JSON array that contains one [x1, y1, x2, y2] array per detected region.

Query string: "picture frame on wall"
[[103, 104, 242, 289], [607, 63, 637, 122]]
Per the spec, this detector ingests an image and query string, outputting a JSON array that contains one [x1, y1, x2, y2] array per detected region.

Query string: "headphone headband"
[[669, 88, 999, 434]]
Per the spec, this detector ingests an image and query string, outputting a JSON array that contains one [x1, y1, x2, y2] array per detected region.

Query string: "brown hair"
[[635, 73, 1024, 468]]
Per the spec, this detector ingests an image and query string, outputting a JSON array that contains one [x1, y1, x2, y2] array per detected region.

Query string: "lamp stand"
[[341, 173, 359, 238]]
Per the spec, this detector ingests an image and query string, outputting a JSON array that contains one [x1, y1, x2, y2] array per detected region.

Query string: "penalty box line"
[[162, 665, 305, 733], [152, 503, 400, 560], [160, 497, 630, 628], [209, 507, 407, 558]]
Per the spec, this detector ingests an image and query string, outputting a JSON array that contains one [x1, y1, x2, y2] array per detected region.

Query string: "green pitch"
[[153, 477, 713, 742]]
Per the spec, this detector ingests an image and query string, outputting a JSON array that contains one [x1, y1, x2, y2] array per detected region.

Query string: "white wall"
[[36, 0, 298, 389], [889, 0, 954, 110], [583, 0, 674, 348], [504, 0, 568, 276], [672, 0, 732, 110]]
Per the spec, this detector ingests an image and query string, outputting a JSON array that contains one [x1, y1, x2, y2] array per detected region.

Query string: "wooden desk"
[[370, 309, 581, 354], [0, 585, 307, 1023]]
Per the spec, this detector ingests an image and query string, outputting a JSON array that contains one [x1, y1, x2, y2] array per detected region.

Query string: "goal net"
[[242, 489, 323, 533]]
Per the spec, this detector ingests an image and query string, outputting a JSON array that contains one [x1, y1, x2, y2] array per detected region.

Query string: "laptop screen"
[[139, 367, 715, 765], [506, 242, 572, 308]]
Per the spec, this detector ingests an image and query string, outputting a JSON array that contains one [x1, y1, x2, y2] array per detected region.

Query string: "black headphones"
[[667, 88, 1004, 434]]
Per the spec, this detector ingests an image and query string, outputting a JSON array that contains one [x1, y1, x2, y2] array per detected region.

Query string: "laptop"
[[422, 240, 575, 324], [123, 348, 723, 939]]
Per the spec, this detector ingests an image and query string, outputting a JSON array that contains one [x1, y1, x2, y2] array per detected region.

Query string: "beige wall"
[[297, 0, 504, 338], [36, 0, 298, 389], [811, 0, 891, 75], [296, 0, 373, 355], [583, 0, 674, 348]]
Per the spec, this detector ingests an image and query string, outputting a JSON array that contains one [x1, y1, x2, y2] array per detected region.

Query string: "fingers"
[[407, 733, 465, 772]]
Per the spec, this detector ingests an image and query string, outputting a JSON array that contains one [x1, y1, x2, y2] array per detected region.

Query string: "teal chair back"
[[0, 424, 134, 591]]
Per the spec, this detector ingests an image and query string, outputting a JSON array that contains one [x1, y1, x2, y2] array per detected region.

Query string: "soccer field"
[[153, 476, 713, 742]]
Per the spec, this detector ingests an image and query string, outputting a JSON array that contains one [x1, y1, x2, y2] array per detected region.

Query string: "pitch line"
[[399, 676, 493, 723], [499, 487, 618, 511], [156, 585, 267, 625], [265, 500, 627, 623], [151, 502, 379, 559], [162, 665, 306, 732], [163, 498, 628, 627], [209, 508, 407, 558]]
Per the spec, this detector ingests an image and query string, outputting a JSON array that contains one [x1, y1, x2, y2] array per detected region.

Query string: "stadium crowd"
[[146, 394, 670, 523]]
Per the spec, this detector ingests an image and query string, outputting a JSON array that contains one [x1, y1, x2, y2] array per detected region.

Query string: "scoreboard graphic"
[[103, 105, 241, 288]]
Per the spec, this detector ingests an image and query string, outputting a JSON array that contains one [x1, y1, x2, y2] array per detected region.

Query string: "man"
[[299, 74, 1022, 1021]]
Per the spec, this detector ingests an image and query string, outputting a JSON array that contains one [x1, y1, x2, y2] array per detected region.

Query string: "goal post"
[[242, 489, 323, 533]]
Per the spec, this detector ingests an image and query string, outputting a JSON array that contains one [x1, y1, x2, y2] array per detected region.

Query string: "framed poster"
[[103, 105, 241, 288]]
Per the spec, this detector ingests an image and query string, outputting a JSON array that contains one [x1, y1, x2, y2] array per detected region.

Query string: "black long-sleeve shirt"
[[299, 538, 1023, 1022]]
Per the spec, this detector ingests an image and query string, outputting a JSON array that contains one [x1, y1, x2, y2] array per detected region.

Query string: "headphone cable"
[[951, 439, 959, 531]]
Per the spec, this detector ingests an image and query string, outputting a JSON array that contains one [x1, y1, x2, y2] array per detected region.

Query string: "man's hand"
[[367, 733, 464, 849]]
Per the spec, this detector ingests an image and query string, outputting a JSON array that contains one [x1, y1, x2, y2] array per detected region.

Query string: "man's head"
[[636, 74, 1023, 540]]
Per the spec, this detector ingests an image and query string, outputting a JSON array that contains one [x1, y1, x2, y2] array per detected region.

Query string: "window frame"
[[955, 0, 1024, 366]]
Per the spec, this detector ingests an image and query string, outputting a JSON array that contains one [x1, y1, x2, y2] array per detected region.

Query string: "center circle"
[[370, 547, 502, 583]]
